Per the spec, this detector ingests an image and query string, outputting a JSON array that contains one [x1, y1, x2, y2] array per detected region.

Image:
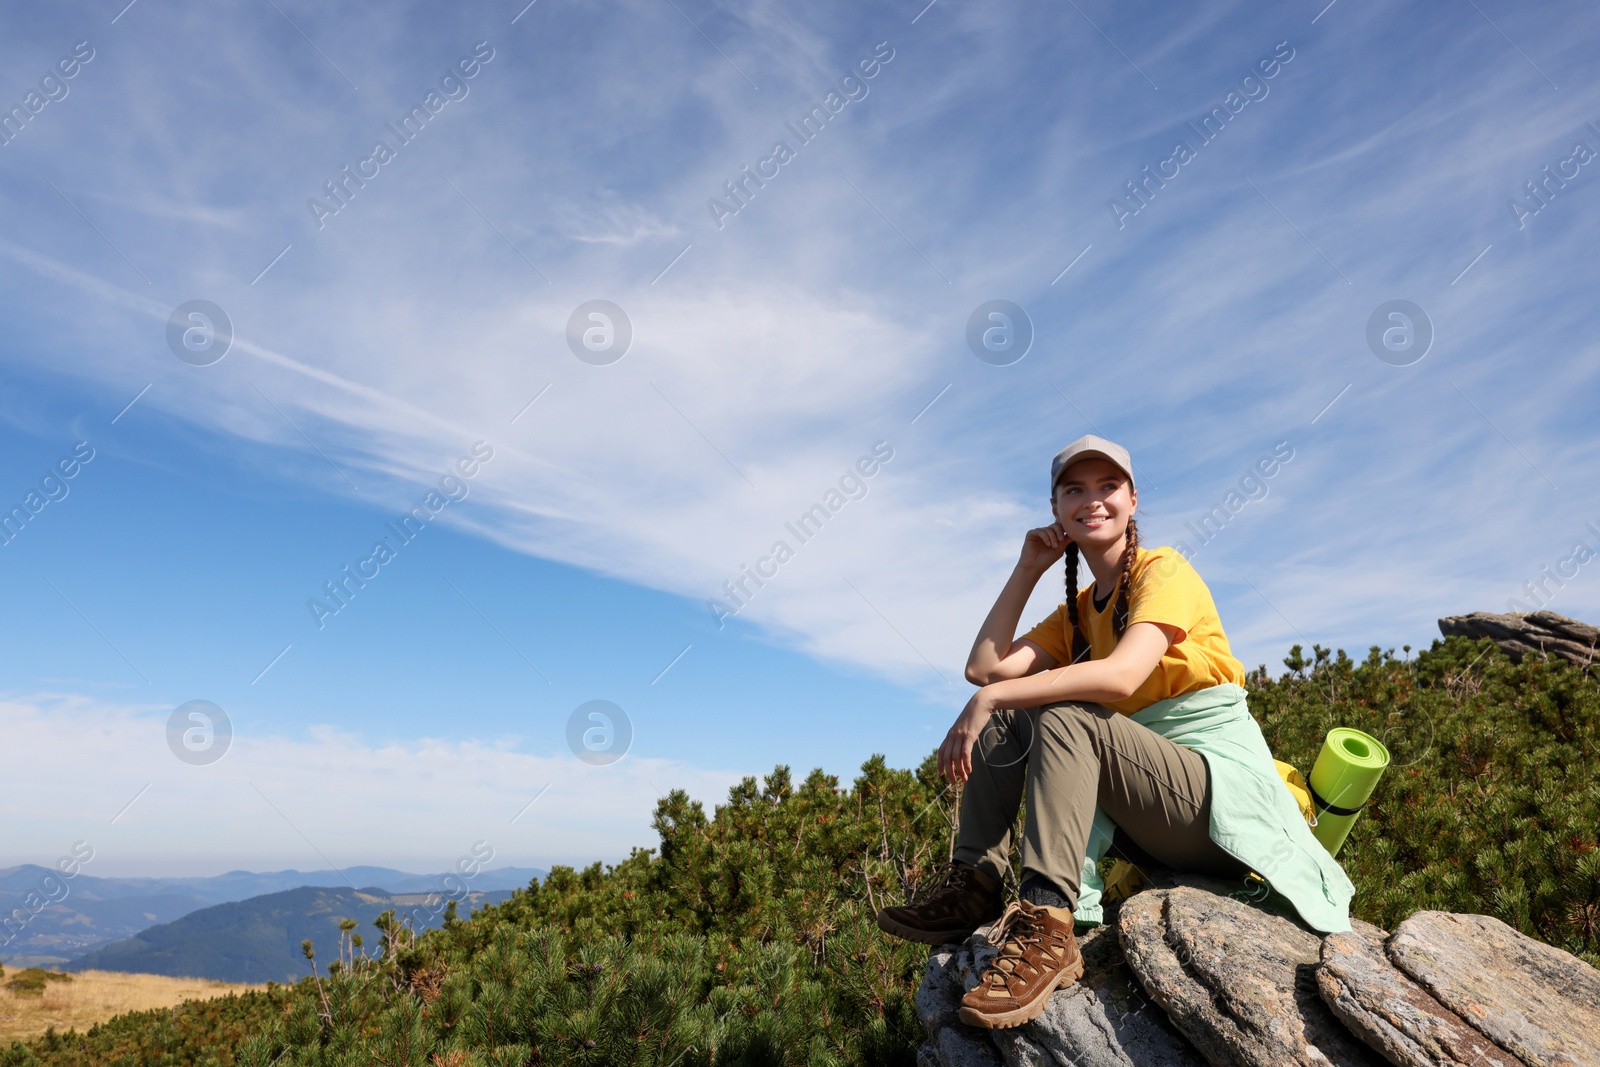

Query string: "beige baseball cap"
[[1050, 434, 1135, 494]]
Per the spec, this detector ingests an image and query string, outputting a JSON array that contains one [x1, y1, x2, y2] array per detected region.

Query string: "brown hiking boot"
[[875, 861, 1004, 945], [958, 899, 1084, 1029]]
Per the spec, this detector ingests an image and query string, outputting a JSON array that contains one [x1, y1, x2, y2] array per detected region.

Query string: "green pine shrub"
[[2, 970, 71, 998], [2, 633, 1594, 1066], [1249, 636, 1599, 965]]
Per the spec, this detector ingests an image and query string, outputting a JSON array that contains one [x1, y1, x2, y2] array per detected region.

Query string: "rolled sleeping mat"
[[1308, 728, 1390, 857]]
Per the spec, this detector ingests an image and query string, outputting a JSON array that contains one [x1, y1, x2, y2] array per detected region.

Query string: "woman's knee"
[[1020, 702, 1118, 765], [1031, 700, 1117, 737]]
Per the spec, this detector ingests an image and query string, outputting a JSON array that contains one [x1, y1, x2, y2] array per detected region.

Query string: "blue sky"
[[1, 0, 1596, 877]]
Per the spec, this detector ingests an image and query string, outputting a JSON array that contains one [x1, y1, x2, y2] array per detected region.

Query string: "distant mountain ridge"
[[62, 884, 516, 984], [0, 864, 543, 966]]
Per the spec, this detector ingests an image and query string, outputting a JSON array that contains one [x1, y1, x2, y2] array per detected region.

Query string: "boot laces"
[[917, 861, 969, 903], [985, 900, 1040, 948], [981, 901, 1060, 989]]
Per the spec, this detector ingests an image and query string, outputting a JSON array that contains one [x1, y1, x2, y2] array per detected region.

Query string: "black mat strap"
[[1309, 783, 1366, 818]]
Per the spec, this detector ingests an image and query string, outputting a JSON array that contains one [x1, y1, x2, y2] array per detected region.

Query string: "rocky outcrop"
[[1437, 610, 1600, 668], [916, 875, 1600, 1067], [1318, 919, 1521, 1067], [916, 890, 1205, 1067], [1118, 882, 1384, 1066], [1386, 912, 1600, 1067]]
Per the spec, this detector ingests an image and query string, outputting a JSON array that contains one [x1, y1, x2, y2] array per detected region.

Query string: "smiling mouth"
[[1078, 516, 1109, 527]]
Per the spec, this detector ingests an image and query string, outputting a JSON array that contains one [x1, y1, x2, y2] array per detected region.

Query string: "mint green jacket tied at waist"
[[1073, 682, 1356, 933]]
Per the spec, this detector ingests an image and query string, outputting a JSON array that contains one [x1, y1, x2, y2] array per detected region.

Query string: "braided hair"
[[1062, 516, 1141, 665]]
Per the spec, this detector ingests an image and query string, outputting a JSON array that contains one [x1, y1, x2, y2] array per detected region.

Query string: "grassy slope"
[[0, 971, 263, 1044], [2, 634, 1595, 1066]]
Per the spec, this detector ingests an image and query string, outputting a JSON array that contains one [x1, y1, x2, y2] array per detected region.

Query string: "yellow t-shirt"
[[1020, 545, 1246, 715]]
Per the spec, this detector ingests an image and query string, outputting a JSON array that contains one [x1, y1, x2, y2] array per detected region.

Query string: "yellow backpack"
[[1274, 758, 1317, 825]]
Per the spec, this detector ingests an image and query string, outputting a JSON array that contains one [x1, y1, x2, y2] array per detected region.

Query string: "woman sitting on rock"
[[875, 434, 1354, 1030]]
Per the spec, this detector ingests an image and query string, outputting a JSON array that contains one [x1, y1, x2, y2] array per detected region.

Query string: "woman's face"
[[1052, 458, 1136, 548]]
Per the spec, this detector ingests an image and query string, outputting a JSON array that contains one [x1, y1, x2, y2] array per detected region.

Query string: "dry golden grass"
[[0, 969, 263, 1042]]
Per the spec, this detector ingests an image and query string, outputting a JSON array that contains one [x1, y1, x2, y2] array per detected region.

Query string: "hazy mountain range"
[[61, 885, 518, 984], [0, 864, 543, 969]]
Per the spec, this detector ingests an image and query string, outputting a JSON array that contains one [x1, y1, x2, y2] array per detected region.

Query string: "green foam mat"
[[1307, 727, 1389, 857]]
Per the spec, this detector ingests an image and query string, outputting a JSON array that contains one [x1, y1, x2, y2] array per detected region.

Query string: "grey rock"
[[915, 867, 1600, 1067], [989, 1026, 1058, 1067], [917, 946, 963, 1038], [1437, 610, 1600, 668], [1119, 883, 1386, 1066], [1117, 889, 1238, 1067], [1317, 918, 1520, 1067], [927, 1023, 1005, 1067], [915, 937, 1005, 1067], [1388, 911, 1600, 1067], [964, 923, 1001, 992], [989, 918, 1207, 1067], [916, 897, 1204, 1067]]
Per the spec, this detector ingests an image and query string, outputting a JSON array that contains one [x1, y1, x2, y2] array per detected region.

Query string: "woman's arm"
[[965, 522, 1069, 685], [983, 621, 1176, 707], [939, 621, 1179, 784]]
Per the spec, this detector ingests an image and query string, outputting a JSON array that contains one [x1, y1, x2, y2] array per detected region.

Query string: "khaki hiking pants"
[[953, 700, 1248, 909]]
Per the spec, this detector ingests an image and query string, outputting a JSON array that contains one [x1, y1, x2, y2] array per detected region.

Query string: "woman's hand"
[[938, 690, 996, 785], [1019, 521, 1068, 574]]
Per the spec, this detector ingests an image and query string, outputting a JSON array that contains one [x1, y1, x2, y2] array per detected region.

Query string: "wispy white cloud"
[[1, 0, 1597, 714], [553, 190, 681, 246]]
